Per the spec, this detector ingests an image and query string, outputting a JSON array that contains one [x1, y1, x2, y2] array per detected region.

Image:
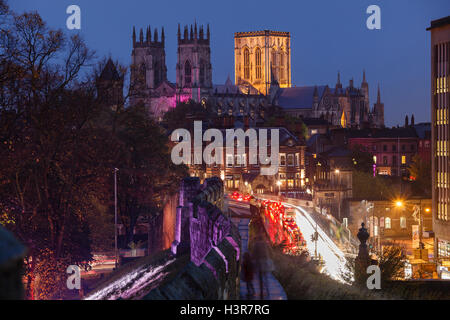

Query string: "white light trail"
[[84, 257, 176, 300], [284, 203, 348, 283]]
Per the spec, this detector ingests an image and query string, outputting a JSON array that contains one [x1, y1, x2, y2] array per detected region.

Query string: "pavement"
[[231, 216, 287, 300]]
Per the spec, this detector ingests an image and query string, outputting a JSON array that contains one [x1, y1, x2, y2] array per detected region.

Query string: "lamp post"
[[335, 169, 341, 221], [114, 168, 119, 269], [395, 199, 430, 250], [276, 180, 282, 196]]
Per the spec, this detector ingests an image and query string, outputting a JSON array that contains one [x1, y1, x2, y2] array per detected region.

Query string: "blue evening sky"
[[10, 0, 450, 127]]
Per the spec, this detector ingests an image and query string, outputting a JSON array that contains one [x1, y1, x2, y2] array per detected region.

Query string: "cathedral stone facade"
[[271, 71, 385, 128], [99, 24, 384, 128], [234, 30, 292, 95]]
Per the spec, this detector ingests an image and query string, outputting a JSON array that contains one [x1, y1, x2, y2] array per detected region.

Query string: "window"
[[287, 154, 294, 166], [392, 145, 397, 152], [383, 145, 387, 151], [244, 48, 250, 80], [226, 154, 233, 168], [400, 216, 407, 229], [383, 156, 388, 165], [373, 145, 377, 151], [401, 155, 406, 164], [184, 60, 192, 85], [199, 60, 205, 85], [280, 154, 286, 166], [385, 217, 391, 229], [255, 47, 261, 80]]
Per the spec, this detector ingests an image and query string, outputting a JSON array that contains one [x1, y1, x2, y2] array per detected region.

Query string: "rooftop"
[[427, 16, 450, 31]]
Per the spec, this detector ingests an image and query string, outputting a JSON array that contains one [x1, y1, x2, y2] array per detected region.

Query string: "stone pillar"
[[354, 223, 371, 286]]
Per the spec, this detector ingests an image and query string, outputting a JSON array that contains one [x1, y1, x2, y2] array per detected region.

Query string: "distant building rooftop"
[[427, 16, 450, 31]]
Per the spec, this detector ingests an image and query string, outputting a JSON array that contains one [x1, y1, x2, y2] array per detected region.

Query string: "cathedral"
[[98, 23, 384, 129]]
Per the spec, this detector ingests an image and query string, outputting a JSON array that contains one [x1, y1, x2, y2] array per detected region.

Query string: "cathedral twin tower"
[[130, 23, 212, 118]]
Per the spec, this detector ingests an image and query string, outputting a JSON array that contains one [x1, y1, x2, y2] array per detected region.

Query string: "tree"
[[0, 7, 113, 299], [162, 100, 214, 132], [114, 104, 188, 245], [408, 154, 431, 197], [350, 144, 374, 173]]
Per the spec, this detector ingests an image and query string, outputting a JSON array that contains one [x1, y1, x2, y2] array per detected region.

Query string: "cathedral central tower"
[[234, 30, 291, 95]]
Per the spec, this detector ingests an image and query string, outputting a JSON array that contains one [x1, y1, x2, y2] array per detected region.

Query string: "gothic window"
[[154, 61, 159, 87], [271, 49, 277, 79], [280, 52, 285, 80], [255, 47, 261, 80], [184, 60, 191, 85], [199, 59, 205, 86], [244, 48, 250, 80], [140, 64, 146, 86]]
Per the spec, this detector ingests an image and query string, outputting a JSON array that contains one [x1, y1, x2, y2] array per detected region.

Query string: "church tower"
[[130, 26, 167, 106], [176, 23, 212, 103], [96, 58, 124, 111], [234, 30, 291, 95], [372, 84, 385, 128]]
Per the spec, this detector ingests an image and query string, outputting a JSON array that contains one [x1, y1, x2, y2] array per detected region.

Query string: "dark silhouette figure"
[[241, 252, 255, 297], [252, 236, 271, 298]]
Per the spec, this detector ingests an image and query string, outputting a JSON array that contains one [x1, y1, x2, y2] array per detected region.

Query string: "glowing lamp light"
[[276, 180, 282, 186], [395, 201, 403, 207], [425, 208, 431, 213]]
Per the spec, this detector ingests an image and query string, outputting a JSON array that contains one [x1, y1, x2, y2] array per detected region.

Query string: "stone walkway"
[[231, 217, 287, 300]]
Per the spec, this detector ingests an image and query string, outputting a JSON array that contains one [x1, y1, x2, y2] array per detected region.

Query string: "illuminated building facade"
[[428, 16, 450, 272], [234, 30, 292, 95]]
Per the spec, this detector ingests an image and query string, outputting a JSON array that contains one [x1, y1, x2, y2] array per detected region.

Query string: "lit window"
[[244, 48, 250, 80], [385, 217, 391, 229], [400, 217, 406, 229], [287, 154, 294, 166], [280, 154, 286, 166], [401, 155, 406, 164]]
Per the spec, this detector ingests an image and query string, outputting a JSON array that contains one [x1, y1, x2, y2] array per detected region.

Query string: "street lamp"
[[276, 180, 282, 196], [334, 169, 341, 221], [395, 199, 427, 250], [114, 168, 119, 269]]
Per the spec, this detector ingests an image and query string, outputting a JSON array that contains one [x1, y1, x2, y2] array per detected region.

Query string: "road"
[[229, 197, 351, 283], [284, 203, 349, 283]]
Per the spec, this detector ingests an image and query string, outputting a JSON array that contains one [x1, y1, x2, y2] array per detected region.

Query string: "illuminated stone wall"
[[234, 30, 292, 95]]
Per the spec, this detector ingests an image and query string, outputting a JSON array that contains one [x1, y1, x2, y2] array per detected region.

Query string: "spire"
[[362, 69, 366, 83], [405, 115, 409, 127], [336, 71, 342, 89], [377, 84, 381, 103], [349, 78, 354, 88], [194, 22, 198, 40], [199, 25, 204, 39], [139, 28, 143, 43], [190, 25, 193, 40], [154, 28, 158, 42], [411, 114, 415, 126], [161, 27, 165, 44], [132, 26, 136, 46], [207, 24, 210, 40], [177, 23, 181, 40], [184, 25, 188, 40], [146, 26, 151, 43]]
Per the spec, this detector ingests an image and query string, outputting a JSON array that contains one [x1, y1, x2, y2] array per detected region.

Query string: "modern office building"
[[428, 16, 450, 276]]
